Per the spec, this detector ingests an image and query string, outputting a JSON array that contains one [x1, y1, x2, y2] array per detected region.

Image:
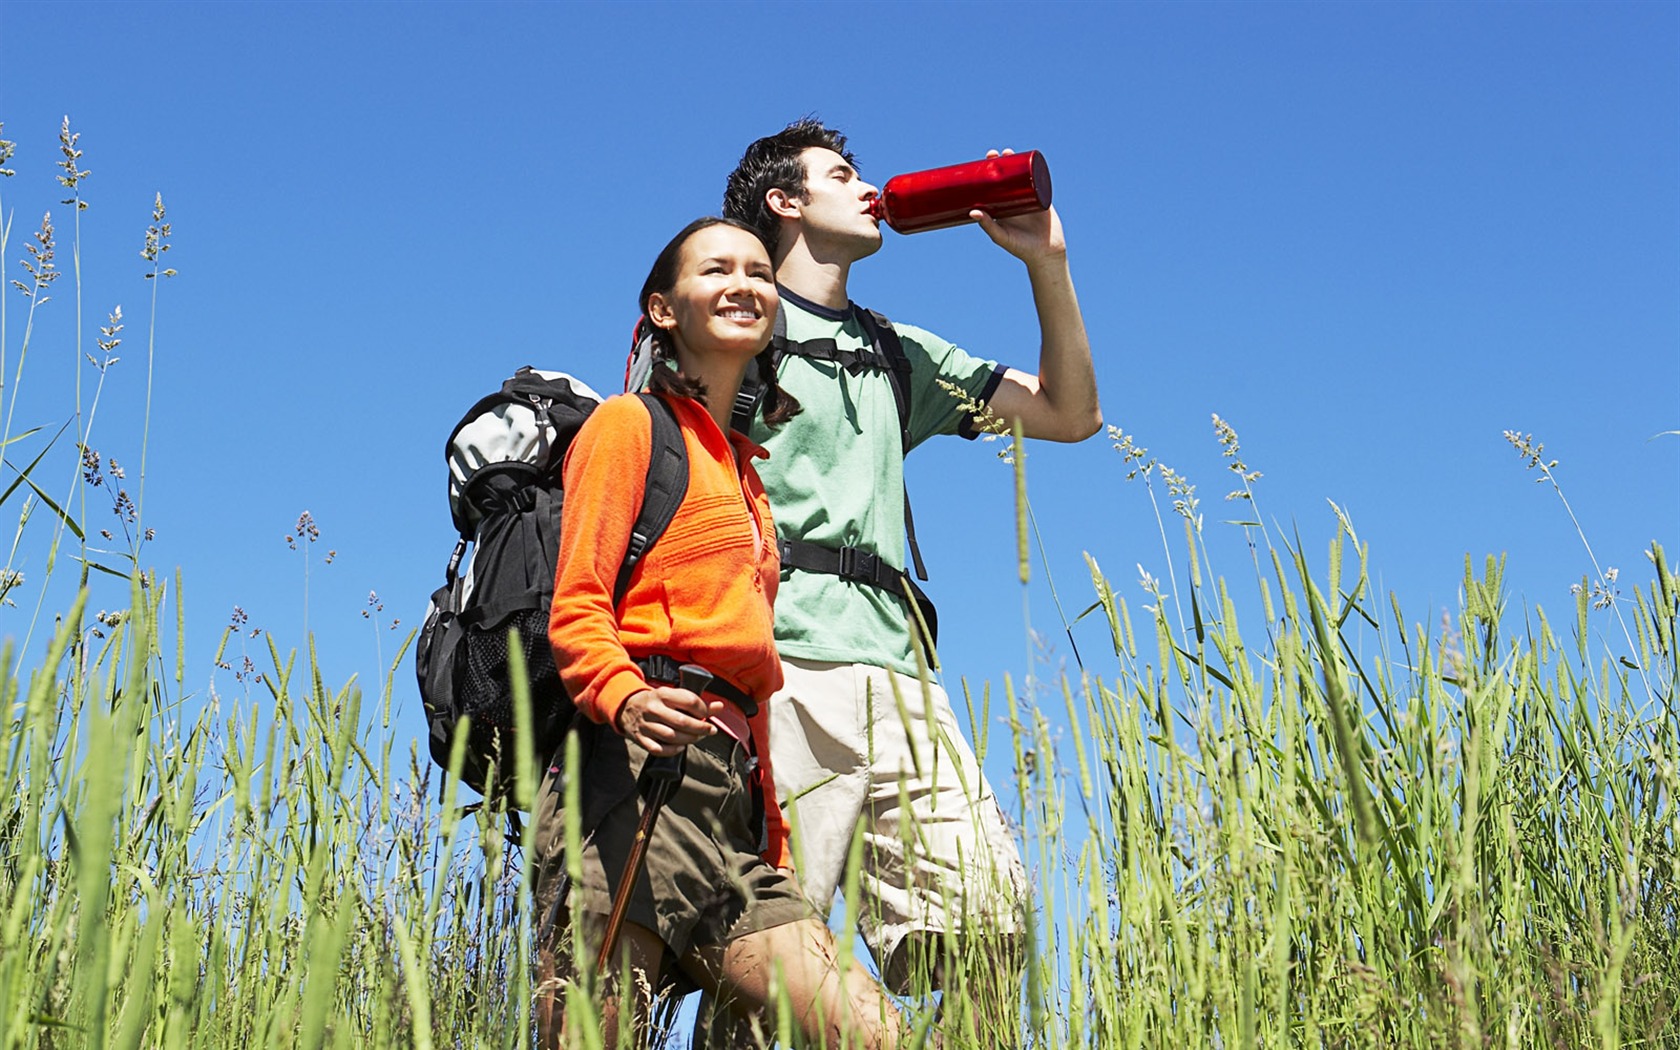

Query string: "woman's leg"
[[684, 917, 905, 1050], [535, 908, 568, 1050], [539, 917, 665, 1050]]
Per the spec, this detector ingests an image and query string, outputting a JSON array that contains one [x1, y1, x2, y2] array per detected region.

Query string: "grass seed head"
[[56, 115, 89, 208], [1160, 463, 1200, 523], [15, 212, 59, 301], [1108, 425, 1154, 480], [143, 193, 176, 277], [1213, 413, 1262, 499], [98, 305, 124, 355], [1504, 430, 1557, 474]]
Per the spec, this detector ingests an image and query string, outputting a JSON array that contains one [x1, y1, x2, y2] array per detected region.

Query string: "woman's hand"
[[615, 686, 724, 756]]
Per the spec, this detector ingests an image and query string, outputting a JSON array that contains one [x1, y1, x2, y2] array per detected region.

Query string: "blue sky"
[[1, 1, 1675, 783]]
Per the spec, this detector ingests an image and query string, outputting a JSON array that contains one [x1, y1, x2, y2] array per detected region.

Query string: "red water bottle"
[[869, 150, 1053, 234]]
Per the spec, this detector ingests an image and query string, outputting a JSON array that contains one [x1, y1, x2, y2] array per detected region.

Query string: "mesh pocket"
[[462, 607, 562, 727]]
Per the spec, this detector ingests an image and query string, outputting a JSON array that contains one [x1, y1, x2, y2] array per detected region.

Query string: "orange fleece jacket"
[[549, 392, 789, 868]]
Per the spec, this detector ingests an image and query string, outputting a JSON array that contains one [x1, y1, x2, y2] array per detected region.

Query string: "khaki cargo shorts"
[[767, 657, 1027, 992], [530, 720, 814, 993]]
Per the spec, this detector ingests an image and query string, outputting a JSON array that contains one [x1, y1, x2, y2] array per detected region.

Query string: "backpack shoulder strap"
[[853, 306, 911, 457], [747, 302, 930, 583], [729, 310, 786, 435], [738, 304, 911, 439], [614, 393, 689, 604], [852, 306, 928, 582]]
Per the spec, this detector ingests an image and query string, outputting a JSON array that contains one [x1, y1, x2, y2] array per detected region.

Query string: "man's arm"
[[970, 167, 1102, 443]]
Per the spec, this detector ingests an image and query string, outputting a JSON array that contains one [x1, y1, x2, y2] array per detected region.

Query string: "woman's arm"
[[549, 395, 722, 751], [549, 396, 656, 725]]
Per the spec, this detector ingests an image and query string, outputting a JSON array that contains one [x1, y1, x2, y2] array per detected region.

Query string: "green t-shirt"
[[749, 289, 1003, 675]]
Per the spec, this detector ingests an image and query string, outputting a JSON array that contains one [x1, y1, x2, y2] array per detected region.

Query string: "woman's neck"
[[674, 350, 751, 435]]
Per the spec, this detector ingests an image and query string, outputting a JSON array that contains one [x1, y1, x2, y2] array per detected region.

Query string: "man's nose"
[[858, 180, 879, 200]]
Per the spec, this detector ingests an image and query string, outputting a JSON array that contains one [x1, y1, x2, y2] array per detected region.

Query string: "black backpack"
[[415, 368, 688, 800]]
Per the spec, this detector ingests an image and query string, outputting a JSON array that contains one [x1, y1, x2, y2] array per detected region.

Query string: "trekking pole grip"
[[635, 664, 709, 794], [638, 751, 684, 792], [677, 663, 715, 697]]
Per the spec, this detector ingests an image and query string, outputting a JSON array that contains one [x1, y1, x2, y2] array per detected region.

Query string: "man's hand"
[[970, 148, 1066, 265], [964, 148, 1101, 443], [616, 686, 723, 756]]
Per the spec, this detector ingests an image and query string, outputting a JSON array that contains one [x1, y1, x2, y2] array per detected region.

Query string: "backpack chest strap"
[[778, 539, 910, 601], [772, 334, 897, 377], [779, 537, 940, 647]]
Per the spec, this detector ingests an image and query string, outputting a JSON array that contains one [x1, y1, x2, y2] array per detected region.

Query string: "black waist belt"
[[778, 538, 938, 646], [633, 655, 758, 717]]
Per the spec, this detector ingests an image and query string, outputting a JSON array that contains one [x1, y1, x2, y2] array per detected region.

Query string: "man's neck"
[[773, 243, 851, 311]]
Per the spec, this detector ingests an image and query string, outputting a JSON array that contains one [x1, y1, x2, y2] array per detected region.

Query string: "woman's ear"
[[646, 290, 678, 331], [765, 187, 800, 221]]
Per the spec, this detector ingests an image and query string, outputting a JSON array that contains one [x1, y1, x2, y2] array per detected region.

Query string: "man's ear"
[[646, 291, 678, 331], [765, 187, 800, 221]]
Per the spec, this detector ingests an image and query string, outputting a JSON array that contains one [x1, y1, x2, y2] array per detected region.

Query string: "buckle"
[[635, 654, 680, 685], [835, 545, 880, 584], [733, 386, 759, 417]]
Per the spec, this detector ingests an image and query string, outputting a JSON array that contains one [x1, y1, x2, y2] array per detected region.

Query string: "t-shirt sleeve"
[[895, 321, 1004, 449]]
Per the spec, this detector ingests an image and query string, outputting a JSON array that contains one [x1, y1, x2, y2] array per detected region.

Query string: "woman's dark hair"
[[638, 216, 801, 428]]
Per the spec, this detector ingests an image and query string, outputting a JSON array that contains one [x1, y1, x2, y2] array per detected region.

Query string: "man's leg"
[[892, 928, 1025, 1047], [855, 665, 1029, 1044]]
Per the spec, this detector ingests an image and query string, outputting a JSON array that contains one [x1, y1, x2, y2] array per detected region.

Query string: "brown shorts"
[[530, 719, 814, 990]]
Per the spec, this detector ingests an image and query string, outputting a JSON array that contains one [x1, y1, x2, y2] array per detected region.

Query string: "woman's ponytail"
[[644, 323, 709, 404], [755, 346, 801, 428]]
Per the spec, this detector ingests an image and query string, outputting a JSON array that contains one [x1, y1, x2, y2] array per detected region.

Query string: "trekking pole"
[[596, 664, 714, 973]]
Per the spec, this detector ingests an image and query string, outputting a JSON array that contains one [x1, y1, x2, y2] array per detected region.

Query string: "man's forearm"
[[1023, 253, 1101, 441]]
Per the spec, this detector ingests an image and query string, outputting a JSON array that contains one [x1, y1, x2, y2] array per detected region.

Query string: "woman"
[[536, 217, 909, 1049]]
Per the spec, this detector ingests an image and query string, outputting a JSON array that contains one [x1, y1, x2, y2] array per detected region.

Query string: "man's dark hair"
[[722, 118, 858, 250]]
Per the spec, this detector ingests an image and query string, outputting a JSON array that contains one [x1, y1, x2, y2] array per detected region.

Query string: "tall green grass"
[[1, 117, 1675, 1048]]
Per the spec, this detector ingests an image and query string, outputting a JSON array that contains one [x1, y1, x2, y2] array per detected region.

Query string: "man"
[[704, 119, 1100, 1044]]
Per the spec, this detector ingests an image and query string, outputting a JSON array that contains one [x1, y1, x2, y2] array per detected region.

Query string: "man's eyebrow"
[[827, 162, 855, 179]]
